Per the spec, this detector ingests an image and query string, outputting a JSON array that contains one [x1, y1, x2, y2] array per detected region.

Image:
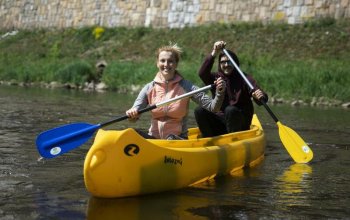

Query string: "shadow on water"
[[85, 163, 326, 219], [86, 168, 265, 220], [0, 85, 349, 219], [87, 193, 211, 220]]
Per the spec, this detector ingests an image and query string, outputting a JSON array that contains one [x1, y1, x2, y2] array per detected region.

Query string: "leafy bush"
[[54, 61, 94, 85], [1, 19, 350, 101], [102, 60, 156, 90]]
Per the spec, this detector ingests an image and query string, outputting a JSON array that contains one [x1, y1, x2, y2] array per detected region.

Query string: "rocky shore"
[[1, 80, 349, 109]]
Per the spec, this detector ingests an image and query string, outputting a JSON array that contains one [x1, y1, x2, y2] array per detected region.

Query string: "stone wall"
[[1, 0, 349, 30]]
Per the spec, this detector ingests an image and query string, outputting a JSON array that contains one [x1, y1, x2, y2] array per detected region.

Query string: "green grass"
[[1, 18, 350, 101]]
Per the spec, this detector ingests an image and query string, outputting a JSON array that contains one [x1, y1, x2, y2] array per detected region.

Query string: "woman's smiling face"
[[157, 51, 178, 80], [220, 55, 234, 75]]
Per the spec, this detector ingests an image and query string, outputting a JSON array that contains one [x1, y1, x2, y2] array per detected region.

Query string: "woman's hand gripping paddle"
[[223, 49, 313, 163], [36, 84, 214, 159]]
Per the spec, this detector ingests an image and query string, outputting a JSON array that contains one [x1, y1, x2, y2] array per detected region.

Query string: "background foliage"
[[0, 18, 349, 101]]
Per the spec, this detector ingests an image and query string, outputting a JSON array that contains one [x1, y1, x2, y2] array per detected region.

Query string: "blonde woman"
[[126, 44, 226, 139]]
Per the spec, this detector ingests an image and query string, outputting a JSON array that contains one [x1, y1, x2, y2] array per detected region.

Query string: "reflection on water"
[[87, 194, 211, 220], [276, 164, 312, 206], [1, 85, 350, 219], [278, 164, 312, 193]]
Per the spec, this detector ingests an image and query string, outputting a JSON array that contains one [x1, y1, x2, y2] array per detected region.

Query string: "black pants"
[[133, 129, 187, 140], [194, 106, 252, 138], [134, 129, 156, 139]]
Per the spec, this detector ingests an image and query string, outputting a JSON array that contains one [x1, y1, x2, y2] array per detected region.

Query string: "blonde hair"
[[156, 43, 182, 63]]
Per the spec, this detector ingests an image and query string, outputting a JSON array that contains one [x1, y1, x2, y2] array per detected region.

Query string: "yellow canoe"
[[84, 114, 266, 198]]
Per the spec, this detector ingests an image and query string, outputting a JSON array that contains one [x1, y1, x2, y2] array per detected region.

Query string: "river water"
[[0, 85, 349, 219]]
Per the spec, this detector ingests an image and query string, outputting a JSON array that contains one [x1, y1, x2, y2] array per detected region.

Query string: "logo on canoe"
[[164, 156, 182, 166], [124, 144, 140, 156]]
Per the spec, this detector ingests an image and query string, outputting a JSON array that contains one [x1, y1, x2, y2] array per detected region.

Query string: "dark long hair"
[[217, 49, 240, 74]]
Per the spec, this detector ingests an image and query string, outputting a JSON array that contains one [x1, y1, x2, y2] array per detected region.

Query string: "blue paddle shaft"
[[36, 84, 214, 158], [102, 84, 214, 127]]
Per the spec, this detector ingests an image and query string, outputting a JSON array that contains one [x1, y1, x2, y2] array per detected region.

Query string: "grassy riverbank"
[[1, 18, 350, 102]]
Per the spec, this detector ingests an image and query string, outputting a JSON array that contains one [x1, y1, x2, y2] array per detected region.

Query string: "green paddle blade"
[[277, 122, 313, 163]]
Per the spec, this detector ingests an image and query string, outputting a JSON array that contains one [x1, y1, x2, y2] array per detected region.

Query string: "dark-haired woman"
[[194, 41, 268, 137]]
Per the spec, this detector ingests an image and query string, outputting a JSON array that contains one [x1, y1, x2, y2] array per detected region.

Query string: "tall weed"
[[54, 61, 94, 85]]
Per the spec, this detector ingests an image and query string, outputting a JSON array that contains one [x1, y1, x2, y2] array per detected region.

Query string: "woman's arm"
[[199, 41, 226, 89], [247, 75, 268, 104], [126, 82, 152, 121], [198, 54, 216, 85], [183, 78, 225, 112]]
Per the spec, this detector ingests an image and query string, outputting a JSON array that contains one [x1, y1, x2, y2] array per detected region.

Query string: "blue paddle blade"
[[36, 123, 101, 158]]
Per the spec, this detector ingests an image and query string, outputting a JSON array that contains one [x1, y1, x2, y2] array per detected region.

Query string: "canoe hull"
[[84, 115, 265, 198]]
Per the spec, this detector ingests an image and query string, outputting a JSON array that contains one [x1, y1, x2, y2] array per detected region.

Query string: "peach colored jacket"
[[132, 72, 224, 139]]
